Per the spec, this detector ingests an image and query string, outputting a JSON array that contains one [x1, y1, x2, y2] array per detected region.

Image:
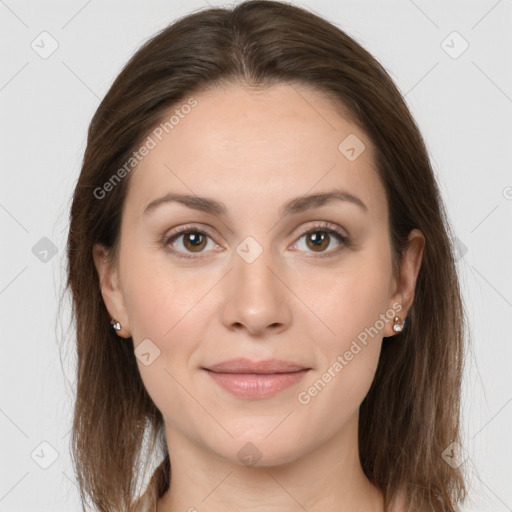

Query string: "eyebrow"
[[143, 188, 368, 218]]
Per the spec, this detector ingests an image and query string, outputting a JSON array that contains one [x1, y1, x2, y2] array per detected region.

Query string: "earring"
[[110, 318, 122, 332], [393, 316, 405, 333]]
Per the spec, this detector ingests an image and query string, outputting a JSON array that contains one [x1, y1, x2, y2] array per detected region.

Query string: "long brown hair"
[[65, 1, 467, 510]]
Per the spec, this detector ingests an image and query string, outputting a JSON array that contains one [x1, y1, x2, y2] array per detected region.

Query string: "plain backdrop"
[[1, 1, 511, 511]]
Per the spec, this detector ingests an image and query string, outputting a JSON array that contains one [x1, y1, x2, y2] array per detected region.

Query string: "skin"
[[93, 82, 424, 512]]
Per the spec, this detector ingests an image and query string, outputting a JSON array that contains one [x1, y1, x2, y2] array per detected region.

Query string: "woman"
[[66, 1, 467, 511]]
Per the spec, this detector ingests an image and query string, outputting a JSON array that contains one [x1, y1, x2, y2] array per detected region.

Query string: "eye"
[[291, 221, 351, 258], [162, 221, 351, 261], [162, 225, 219, 260]]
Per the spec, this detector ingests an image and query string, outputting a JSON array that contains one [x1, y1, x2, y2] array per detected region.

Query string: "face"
[[94, 82, 422, 467]]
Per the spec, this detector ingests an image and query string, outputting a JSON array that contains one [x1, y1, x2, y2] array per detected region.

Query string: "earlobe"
[[92, 243, 131, 338], [392, 316, 405, 333]]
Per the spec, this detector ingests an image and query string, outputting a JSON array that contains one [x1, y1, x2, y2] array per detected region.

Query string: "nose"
[[220, 245, 292, 337]]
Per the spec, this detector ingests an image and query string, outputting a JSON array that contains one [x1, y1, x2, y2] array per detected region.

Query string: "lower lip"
[[205, 369, 309, 399]]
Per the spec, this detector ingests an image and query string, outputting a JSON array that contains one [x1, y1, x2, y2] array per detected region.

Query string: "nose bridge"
[[234, 236, 280, 300], [221, 235, 290, 334]]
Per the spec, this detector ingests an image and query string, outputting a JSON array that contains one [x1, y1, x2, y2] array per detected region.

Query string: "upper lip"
[[203, 358, 310, 374]]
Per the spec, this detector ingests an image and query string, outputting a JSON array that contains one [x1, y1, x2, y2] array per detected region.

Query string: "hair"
[[65, 1, 467, 511]]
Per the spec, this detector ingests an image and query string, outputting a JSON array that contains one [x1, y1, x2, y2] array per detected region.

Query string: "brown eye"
[[164, 228, 218, 260], [293, 224, 350, 258], [163, 222, 349, 261], [181, 232, 207, 252], [305, 231, 331, 252]]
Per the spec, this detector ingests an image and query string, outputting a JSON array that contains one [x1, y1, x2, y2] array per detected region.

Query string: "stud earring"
[[393, 316, 405, 333], [110, 318, 122, 332]]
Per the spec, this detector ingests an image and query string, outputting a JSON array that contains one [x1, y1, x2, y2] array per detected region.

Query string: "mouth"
[[202, 358, 311, 399]]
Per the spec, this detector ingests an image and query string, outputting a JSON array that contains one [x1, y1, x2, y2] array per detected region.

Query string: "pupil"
[[188, 233, 203, 246], [311, 232, 326, 246]]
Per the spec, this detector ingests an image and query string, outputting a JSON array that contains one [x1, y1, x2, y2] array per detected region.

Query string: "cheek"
[[296, 280, 386, 426], [306, 250, 393, 346], [121, 244, 211, 343], [297, 244, 392, 405], [122, 260, 213, 430]]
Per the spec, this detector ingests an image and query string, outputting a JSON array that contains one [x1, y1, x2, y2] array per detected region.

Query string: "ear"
[[92, 243, 131, 338], [385, 228, 425, 336]]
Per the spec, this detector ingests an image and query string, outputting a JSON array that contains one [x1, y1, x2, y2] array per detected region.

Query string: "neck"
[[157, 414, 384, 512]]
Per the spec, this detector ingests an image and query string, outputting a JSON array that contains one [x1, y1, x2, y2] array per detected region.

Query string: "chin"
[[212, 429, 308, 468]]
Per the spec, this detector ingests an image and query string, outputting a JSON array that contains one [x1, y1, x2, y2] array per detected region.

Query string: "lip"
[[204, 357, 310, 374], [202, 358, 311, 399]]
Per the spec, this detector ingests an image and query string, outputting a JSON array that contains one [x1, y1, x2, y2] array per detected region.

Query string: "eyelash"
[[161, 221, 351, 261]]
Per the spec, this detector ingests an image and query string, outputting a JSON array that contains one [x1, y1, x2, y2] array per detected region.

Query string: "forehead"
[[125, 82, 386, 220]]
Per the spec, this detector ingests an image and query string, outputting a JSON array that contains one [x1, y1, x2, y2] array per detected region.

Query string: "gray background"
[[1, 0, 511, 510]]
